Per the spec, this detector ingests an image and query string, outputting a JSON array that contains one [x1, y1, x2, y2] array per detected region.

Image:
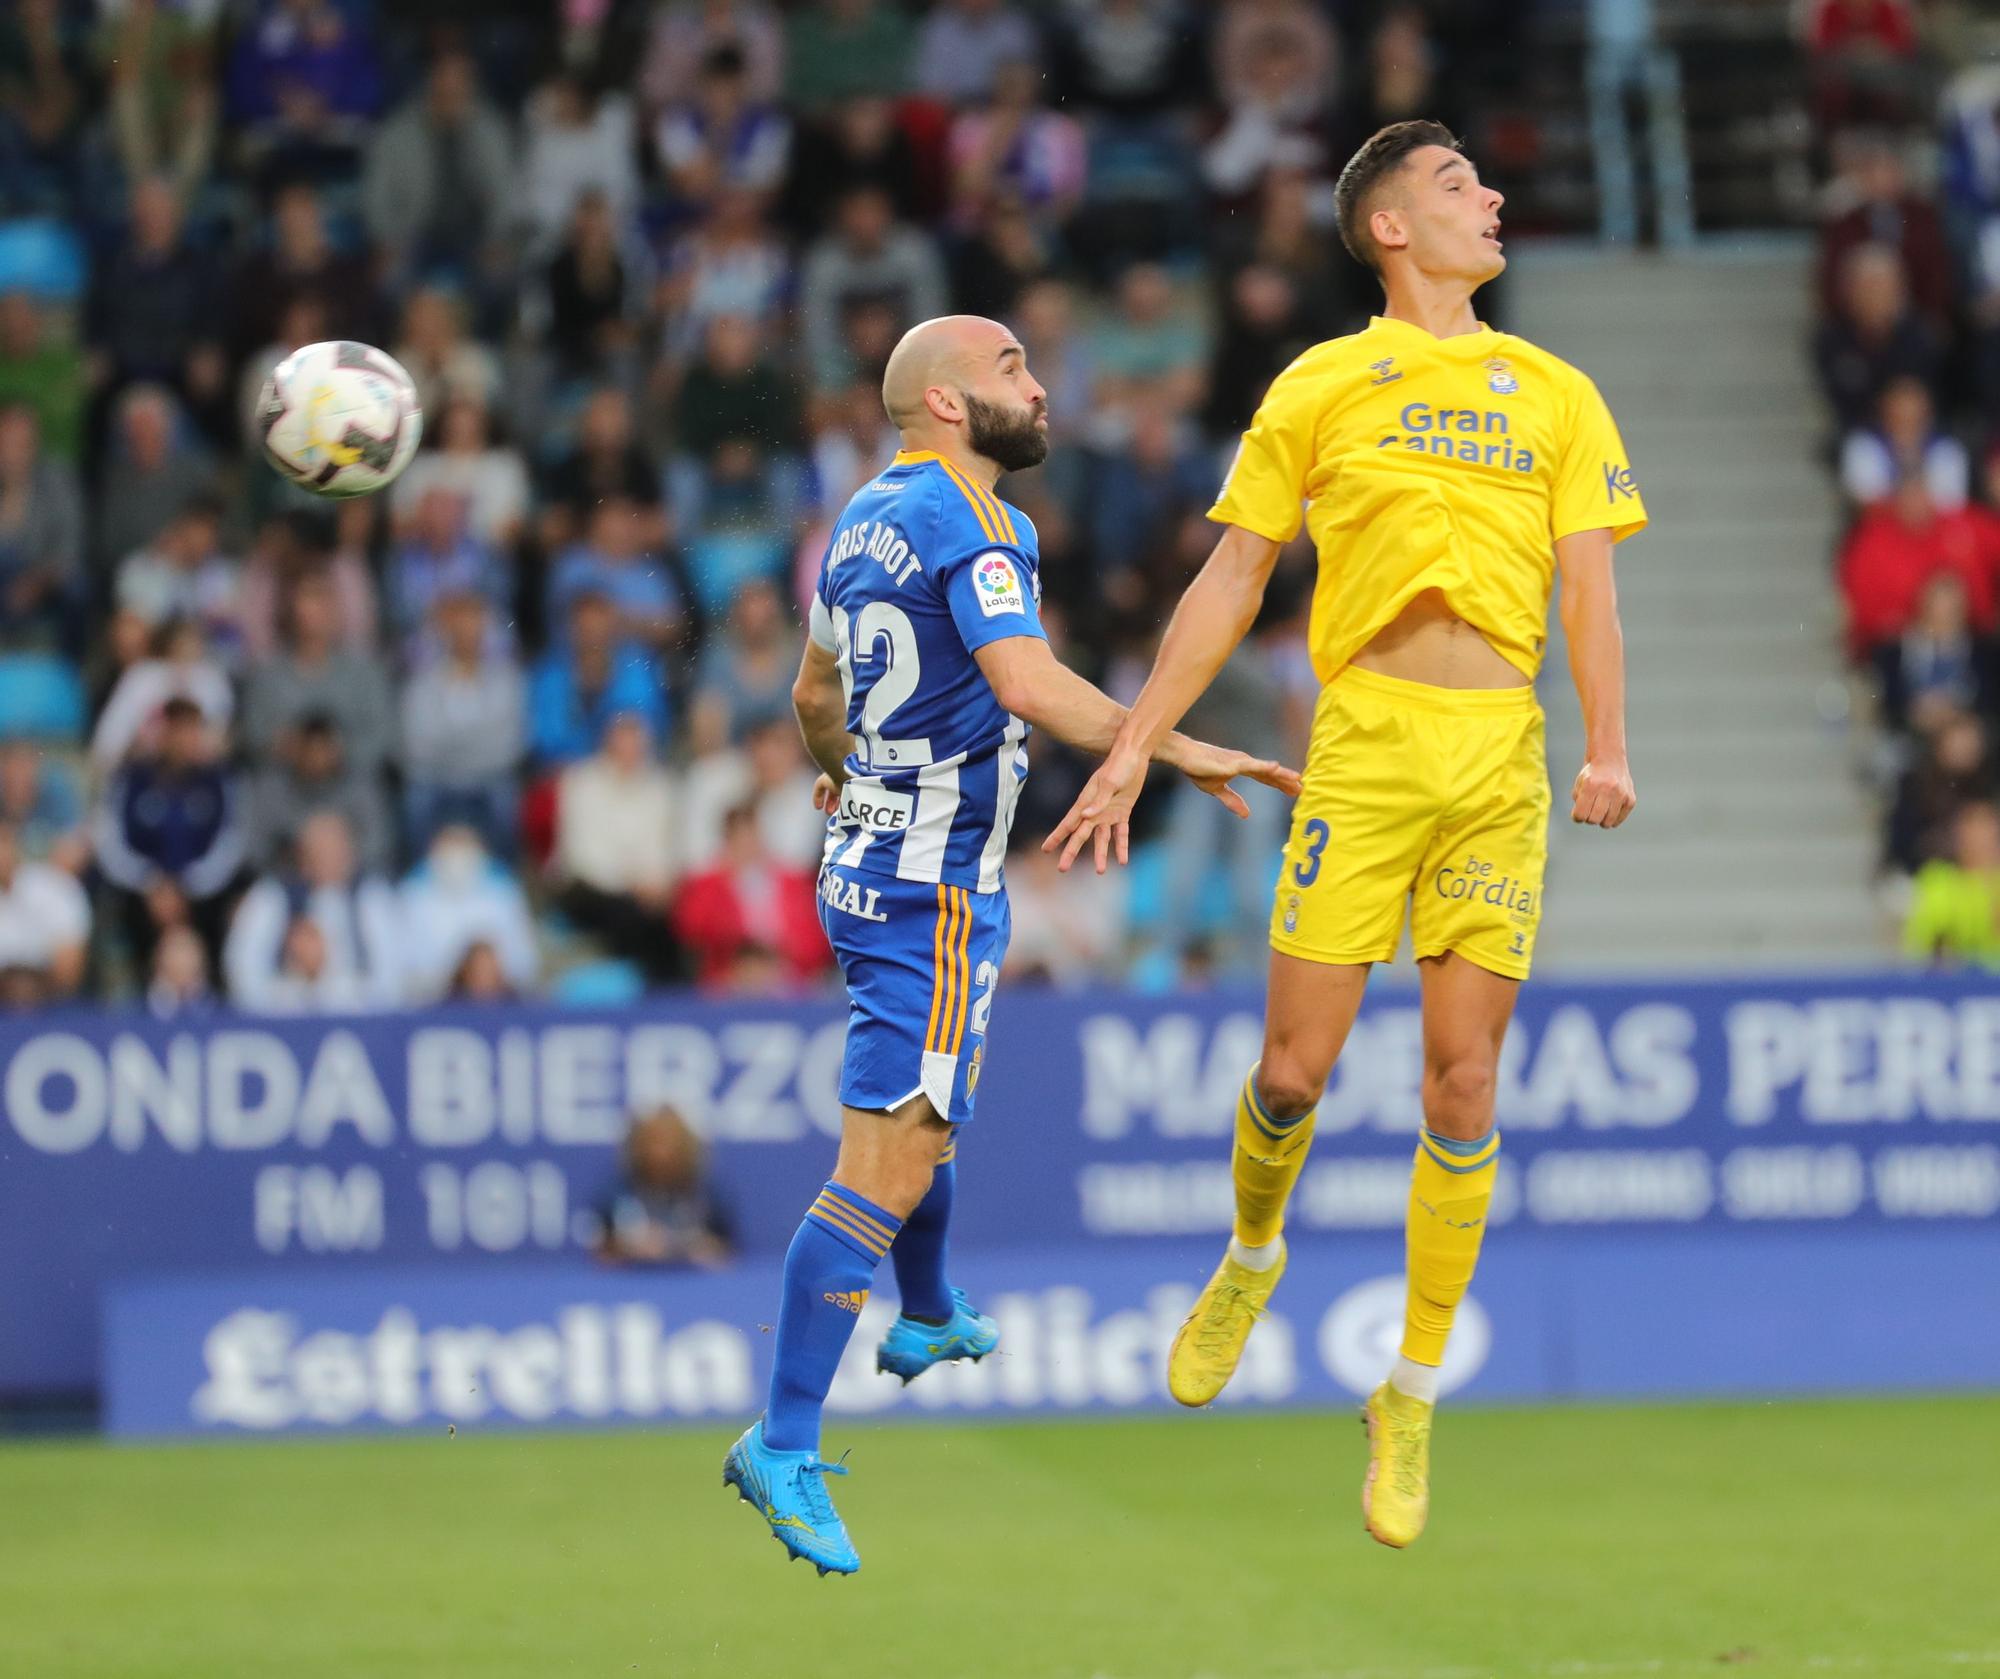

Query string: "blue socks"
[[891, 1157, 955, 1323], [764, 1182, 903, 1454]]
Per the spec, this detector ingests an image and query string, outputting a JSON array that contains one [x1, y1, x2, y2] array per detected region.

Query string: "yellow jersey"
[[1209, 315, 1648, 683]]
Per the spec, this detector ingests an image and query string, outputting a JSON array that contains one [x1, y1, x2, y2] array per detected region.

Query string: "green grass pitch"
[[3, 1397, 1996, 1679]]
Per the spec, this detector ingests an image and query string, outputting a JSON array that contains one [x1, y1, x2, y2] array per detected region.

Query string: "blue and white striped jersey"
[[808, 448, 1046, 895]]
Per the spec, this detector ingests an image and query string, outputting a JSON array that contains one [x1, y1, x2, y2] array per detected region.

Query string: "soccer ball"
[[257, 341, 422, 499]]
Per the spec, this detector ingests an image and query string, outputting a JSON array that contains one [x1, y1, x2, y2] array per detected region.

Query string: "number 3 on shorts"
[[1294, 818, 1330, 887]]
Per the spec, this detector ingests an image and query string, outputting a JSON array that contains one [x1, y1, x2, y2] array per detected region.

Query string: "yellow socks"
[[1231, 1067, 1316, 1247], [1401, 1128, 1500, 1367]]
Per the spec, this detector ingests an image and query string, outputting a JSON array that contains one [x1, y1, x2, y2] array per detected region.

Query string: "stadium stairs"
[[1516, 243, 1889, 972]]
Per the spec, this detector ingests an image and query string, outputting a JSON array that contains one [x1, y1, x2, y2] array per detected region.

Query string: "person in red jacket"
[[1808, 0, 1921, 133], [672, 800, 829, 991], [1838, 477, 1993, 659]]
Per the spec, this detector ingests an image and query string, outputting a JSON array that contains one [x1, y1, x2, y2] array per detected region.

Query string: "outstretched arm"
[[976, 634, 1297, 837], [1045, 524, 1285, 871], [1556, 528, 1636, 828]]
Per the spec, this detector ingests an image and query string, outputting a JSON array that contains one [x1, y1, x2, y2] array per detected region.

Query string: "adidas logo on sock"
[[822, 1290, 869, 1314]]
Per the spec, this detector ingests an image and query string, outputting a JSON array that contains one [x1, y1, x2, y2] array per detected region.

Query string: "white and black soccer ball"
[[257, 341, 422, 499]]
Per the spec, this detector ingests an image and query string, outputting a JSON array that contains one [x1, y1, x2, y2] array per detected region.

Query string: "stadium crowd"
[[1809, 0, 2000, 966], [0, 0, 1525, 1013]]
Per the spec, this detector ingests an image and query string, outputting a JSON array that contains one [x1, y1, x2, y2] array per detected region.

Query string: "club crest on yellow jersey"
[[1485, 356, 1519, 395]]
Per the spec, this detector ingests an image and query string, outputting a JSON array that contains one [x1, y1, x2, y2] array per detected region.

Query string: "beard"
[[965, 394, 1050, 473]]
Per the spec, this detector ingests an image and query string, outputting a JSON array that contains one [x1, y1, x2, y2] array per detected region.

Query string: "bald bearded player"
[[722, 315, 1300, 1576]]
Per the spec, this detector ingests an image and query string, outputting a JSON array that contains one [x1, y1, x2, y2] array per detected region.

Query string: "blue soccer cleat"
[[875, 1288, 1000, 1384], [722, 1419, 860, 1576]]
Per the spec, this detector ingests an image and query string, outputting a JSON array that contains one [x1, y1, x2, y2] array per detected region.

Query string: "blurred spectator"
[[0, 403, 80, 651], [783, 95, 923, 234], [93, 384, 215, 574], [247, 709, 392, 874], [392, 395, 531, 553], [786, 0, 912, 112], [225, 807, 401, 1011], [591, 1105, 735, 1267], [1089, 407, 1216, 598], [94, 694, 245, 972], [799, 184, 949, 390], [1003, 839, 1121, 985], [361, 48, 515, 291], [1876, 572, 1990, 736], [1155, 646, 1288, 974], [553, 711, 684, 983], [1904, 799, 2000, 968], [1841, 480, 1965, 660], [529, 590, 671, 767], [1333, 8, 1463, 170], [950, 194, 1058, 323], [645, 0, 783, 105], [386, 486, 506, 661], [672, 800, 827, 989], [228, 182, 380, 363], [687, 577, 801, 752], [86, 176, 228, 426], [0, 739, 84, 873], [0, 0, 85, 212], [242, 568, 395, 779], [401, 590, 525, 860], [682, 712, 824, 869], [0, 816, 88, 1008], [1817, 133, 1952, 331], [146, 923, 215, 1018], [445, 939, 516, 1002], [522, 72, 640, 258], [539, 190, 643, 383], [90, 617, 233, 776], [659, 184, 791, 359], [1583, 0, 1693, 248], [548, 496, 686, 657], [1814, 244, 1944, 435], [1218, 165, 1345, 336], [1205, 262, 1320, 444], [392, 286, 502, 424], [805, 374, 900, 518], [673, 314, 800, 464], [1087, 261, 1207, 426], [1201, 6, 1337, 203], [0, 292, 82, 464], [115, 494, 243, 665], [399, 824, 537, 1002], [96, 0, 220, 202], [1887, 709, 1995, 874], [538, 387, 664, 557], [949, 60, 1086, 233], [1048, 0, 1203, 123], [225, 0, 383, 184], [1808, 0, 1921, 135], [916, 0, 1039, 105], [654, 44, 792, 217], [1841, 378, 1969, 511], [238, 510, 378, 663], [1212, 0, 1335, 111]]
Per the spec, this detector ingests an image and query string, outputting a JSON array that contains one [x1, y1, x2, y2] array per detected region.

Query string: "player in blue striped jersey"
[[724, 315, 1300, 1574]]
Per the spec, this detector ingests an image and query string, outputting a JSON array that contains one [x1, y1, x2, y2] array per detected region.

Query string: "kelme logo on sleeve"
[[1603, 463, 1639, 502]]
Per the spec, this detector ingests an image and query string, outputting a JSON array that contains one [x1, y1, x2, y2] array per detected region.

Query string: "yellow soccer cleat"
[[1166, 1241, 1287, 1407], [1361, 1381, 1433, 1548]]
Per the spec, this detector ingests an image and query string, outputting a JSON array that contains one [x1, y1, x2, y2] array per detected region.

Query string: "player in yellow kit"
[[1047, 122, 1649, 1547]]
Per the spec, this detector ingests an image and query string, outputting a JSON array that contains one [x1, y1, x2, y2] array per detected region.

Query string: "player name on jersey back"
[[810, 450, 1049, 895]]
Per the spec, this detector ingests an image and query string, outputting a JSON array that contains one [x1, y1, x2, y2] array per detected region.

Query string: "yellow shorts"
[[1269, 665, 1550, 980]]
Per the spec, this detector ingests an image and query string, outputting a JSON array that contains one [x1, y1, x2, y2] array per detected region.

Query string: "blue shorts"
[[816, 863, 1011, 1126]]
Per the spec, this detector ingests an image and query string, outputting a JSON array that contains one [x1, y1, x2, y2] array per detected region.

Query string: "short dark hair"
[[1333, 120, 1464, 274]]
